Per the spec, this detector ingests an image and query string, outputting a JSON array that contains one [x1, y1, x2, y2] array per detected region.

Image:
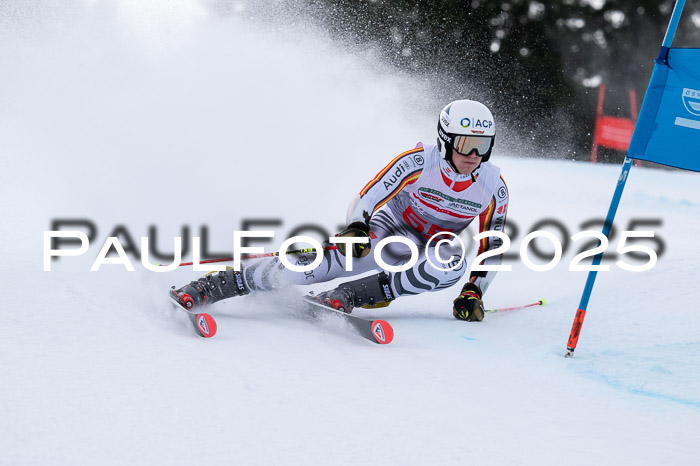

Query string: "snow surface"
[[1, 2, 699, 465]]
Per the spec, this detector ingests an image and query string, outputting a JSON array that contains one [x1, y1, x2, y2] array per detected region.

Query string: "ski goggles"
[[453, 135, 493, 157]]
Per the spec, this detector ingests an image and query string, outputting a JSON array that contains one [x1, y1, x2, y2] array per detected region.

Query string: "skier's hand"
[[335, 222, 371, 258], [453, 282, 485, 322]]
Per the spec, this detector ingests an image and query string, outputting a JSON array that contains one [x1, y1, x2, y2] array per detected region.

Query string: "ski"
[[301, 296, 393, 344], [168, 290, 217, 338], [163, 286, 392, 342]]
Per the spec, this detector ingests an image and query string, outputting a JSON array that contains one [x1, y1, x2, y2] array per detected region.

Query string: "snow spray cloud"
[[1, 0, 434, 225], [2, 1, 434, 259]]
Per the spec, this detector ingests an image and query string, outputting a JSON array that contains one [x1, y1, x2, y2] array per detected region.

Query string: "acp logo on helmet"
[[461, 117, 493, 129]]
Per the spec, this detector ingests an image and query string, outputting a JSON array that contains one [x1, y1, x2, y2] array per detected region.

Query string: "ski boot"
[[311, 272, 395, 313], [171, 268, 249, 310]]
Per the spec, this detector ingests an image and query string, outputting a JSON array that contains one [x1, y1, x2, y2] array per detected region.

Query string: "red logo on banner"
[[593, 116, 636, 151], [591, 83, 639, 164]]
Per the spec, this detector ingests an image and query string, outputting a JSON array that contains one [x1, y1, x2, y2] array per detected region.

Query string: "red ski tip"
[[196, 313, 217, 338], [370, 319, 393, 344]]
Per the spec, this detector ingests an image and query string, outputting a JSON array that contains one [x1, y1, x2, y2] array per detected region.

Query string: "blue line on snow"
[[591, 372, 700, 409]]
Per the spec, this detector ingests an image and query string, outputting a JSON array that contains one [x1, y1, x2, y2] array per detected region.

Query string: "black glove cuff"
[[461, 282, 483, 299], [346, 221, 370, 234]]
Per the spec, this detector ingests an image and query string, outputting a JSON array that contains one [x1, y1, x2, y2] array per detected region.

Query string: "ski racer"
[[171, 99, 509, 322]]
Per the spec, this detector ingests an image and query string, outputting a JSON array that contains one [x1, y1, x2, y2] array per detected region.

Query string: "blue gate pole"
[[565, 157, 634, 358], [662, 0, 686, 47], [565, 0, 687, 358], [655, 0, 686, 65]]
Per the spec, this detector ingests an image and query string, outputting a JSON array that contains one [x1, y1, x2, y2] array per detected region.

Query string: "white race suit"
[[243, 142, 509, 299]]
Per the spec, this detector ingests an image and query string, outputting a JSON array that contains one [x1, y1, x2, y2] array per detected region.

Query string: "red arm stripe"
[[477, 197, 496, 255], [370, 171, 422, 215]]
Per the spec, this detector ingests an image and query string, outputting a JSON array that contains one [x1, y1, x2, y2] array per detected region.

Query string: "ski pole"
[[160, 245, 338, 267], [485, 299, 546, 314]]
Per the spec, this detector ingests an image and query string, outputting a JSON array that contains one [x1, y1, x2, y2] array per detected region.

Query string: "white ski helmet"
[[437, 99, 496, 163]]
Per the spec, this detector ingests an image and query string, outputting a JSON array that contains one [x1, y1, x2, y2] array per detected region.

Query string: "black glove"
[[335, 222, 371, 258], [453, 282, 485, 322]]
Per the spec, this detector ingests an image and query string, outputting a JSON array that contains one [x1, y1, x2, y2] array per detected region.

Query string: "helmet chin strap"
[[445, 147, 459, 172]]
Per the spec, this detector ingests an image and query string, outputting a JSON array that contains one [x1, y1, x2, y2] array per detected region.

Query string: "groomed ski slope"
[[1, 2, 699, 465]]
